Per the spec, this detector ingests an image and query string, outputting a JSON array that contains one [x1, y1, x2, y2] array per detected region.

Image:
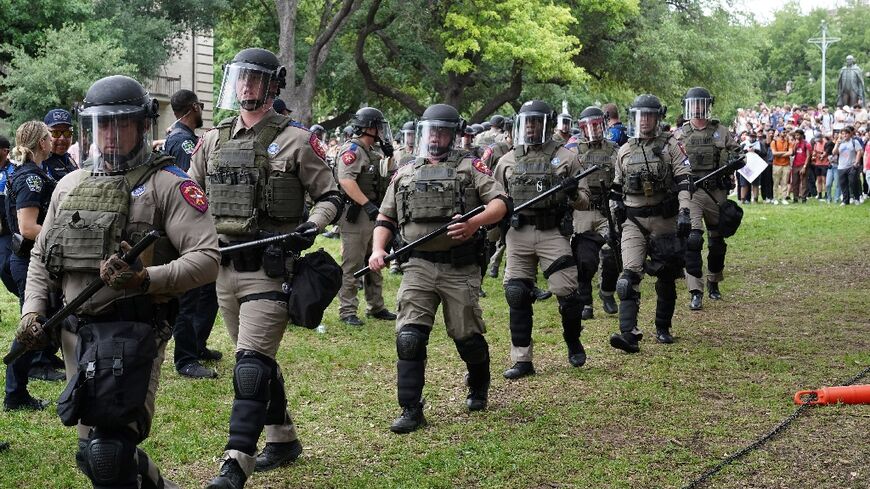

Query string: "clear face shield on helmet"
[[415, 120, 458, 159], [79, 106, 153, 174], [216, 63, 279, 111], [628, 107, 662, 139], [557, 114, 573, 134], [577, 114, 606, 143], [402, 129, 415, 147], [372, 121, 393, 145], [513, 112, 552, 146], [684, 97, 712, 121]]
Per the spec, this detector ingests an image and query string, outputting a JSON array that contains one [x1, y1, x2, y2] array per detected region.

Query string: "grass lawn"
[[1, 199, 868, 488]]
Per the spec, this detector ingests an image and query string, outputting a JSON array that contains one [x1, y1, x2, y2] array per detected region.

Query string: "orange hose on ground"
[[794, 384, 870, 405]]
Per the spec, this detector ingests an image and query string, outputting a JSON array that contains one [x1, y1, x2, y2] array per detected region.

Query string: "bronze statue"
[[837, 55, 865, 108]]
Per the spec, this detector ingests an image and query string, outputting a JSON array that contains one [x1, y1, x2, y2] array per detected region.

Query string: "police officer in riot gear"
[[336, 107, 397, 326], [394, 121, 417, 166], [190, 48, 343, 489], [368, 103, 509, 433], [572, 106, 619, 319], [609, 94, 693, 353], [553, 111, 573, 143], [495, 100, 591, 380], [478, 115, 506, 146], [309, 124, 327, 142], [676, 87, 741, 310], [18, 74, 220, 489]]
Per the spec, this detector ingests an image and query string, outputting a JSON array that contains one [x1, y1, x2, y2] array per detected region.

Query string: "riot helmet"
[[79, 75, 158, 174], [310, 124, 326, 142], [350, 107, 393, 143], [415, 103, 464, 159], [489, 115, 505, 130], [342, 125, 354, 141], [557, 112, 573, 135], [513, 100, 556, 146], [482, 121, 492, 131], [683, 86, 714, 121], [217, 48, 287, 111], [577, 106, 606, 143], [471, 123, 485, 135], [399, 121, 415, 146], [628, 94, 666, 139]]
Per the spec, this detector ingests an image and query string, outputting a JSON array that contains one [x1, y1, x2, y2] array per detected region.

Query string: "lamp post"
[[808, 21, 840, 106]]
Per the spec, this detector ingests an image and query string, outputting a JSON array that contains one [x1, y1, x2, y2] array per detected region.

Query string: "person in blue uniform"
[[42, 109, 79, 180], [0, 136, 17, 295], [164, 88, 222, 378], [3, 121, 56, 411]]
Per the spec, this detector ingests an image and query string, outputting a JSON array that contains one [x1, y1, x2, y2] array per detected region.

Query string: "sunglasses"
[[50, 129, 73, 138]]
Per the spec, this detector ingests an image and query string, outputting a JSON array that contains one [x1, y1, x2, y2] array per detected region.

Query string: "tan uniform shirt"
[[380, 152, 507, 252], [494, 141, 591, 213], [675, 120, 741, 177], [188, 110, 339, 231], [614, 133, 692, 209], [23, 163, 221, 316], [336, 138, 391, 203]]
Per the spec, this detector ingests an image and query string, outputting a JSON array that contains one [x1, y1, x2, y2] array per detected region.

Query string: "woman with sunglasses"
[[42, 109, 79, 180]]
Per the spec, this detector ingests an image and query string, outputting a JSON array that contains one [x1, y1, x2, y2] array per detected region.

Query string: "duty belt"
[[626, 203, 667, 218], [410, 240, 479, 266], [511, 212, 558, 230], [75, 296, 177, 327]]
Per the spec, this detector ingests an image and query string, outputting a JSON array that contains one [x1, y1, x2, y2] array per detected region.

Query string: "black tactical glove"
[[15, 312, 54, 351], [677, 208, 691, 238], [613, 200, 627, 225], [100, 241, 148, 290], [381, 141, 394, 159], [286, 221, 318, 252], [363, 200, 380, 221]]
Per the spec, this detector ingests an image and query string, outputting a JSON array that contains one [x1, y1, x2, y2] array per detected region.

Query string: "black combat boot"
[[609, 330, 641, 353], [689, 290, 703, 311], [465, 374, 489, 411], [503, 361, 535, 379], [599, 291, 618, 315], [581, 305, 594, 320], [390, 402, 426, 433], [707, 281, 722, 300], [206, 459, 247, 489], [567, 341, 587, 367], [254, 439, 303, 472]]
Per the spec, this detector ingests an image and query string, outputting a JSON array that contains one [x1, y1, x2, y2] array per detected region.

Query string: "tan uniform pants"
[[685, 187, 727, 291], [338, 210, 384, 318], [503, 226, 577, 362], [216, 265, 298, 475], [395, 258, 485, 340], [621, 214, 677, 284]]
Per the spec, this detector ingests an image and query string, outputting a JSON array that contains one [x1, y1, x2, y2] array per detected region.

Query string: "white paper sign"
[[737, 152, 769, 184]]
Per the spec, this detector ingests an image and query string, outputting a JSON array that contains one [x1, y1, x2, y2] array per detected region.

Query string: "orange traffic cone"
[[794, 384, 870, 405]]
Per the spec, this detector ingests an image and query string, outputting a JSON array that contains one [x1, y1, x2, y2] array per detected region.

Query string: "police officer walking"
[[676, 87, 741, 310], [368, 103, 509, 433], [572, 106, 619, 320], [336, 107, 397, 326], [609, 94, 693, 353], [495, 100, 590, 380], [164, 88, 223, 378], [189, 48, 343, 488], [17, 74, 220, 488]]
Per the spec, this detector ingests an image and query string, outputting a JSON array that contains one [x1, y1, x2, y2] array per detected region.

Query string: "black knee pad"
[[684, 229, 704, 278], [233, 350, 274, 402], [655, 279, 677, 301], [84, 430, 138, 489], [707, 236, 727, 274], [557, 292, 584, 321], [616, 270, 641, 301], [396, 324, 429, 361], [572, 233, 602, 280], [504, 279, 535, 308], [454, 334, 489, 365], [543, 254, 577, 280]]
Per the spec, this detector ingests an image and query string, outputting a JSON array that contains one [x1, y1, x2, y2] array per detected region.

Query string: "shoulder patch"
[[677, 141, 688, 157], [268, 142, 280, 157], [565, 142, 578, 150], [289, 120, 307, 130], [131, 185, 146, 197], [181, 139, 196, 155], [191, 129, 212, 156], [341, 143, 359, 165], [472, 158, 492, 176], [162, 165, 191, 179], [481, 146, 493, 163], [179, 180, 208, 213], [309, 133, 326, 160], [25, 174, 43, 193]]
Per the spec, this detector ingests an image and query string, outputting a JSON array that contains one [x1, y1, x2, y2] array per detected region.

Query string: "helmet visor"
[[402, 129, 415, 146], [577, 114, 606, 143], [415, 120, 457, 159], [217, 63, 278, 111], [79, 109, 152, 174], [513, 112, 552, 146], [628, 107, 662, 139], [684, 98, 712, 121], [374, 121, 393, 145], [557, 114, 573, 134]]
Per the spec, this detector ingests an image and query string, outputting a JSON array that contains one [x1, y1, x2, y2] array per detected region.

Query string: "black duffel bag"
[[717, 199, 743, 238], [287, 248, 342, 329]]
